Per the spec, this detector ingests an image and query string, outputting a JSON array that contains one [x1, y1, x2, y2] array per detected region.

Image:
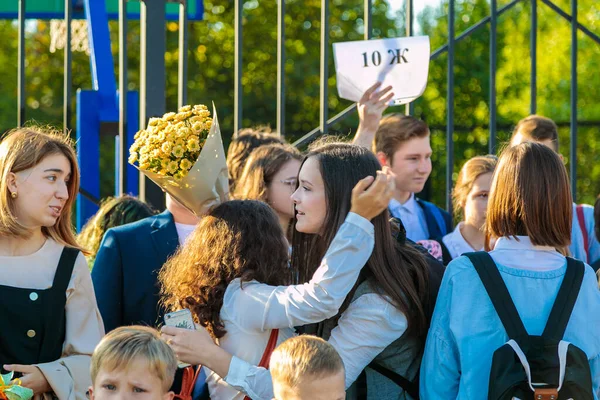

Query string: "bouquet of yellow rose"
[[129, 104, 228, 215]]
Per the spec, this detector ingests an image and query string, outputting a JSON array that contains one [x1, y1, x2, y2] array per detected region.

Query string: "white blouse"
[[0, 238, 105, 400], [442, 222, 482, 259], [205, 212, 375, 399]]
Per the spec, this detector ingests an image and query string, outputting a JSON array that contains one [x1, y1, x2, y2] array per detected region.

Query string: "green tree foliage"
[[0, 0, 599, 206]]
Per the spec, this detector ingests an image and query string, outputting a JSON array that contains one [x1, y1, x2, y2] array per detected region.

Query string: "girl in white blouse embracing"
[[0, 127, 104, 399], [161, 143, 441, 400]]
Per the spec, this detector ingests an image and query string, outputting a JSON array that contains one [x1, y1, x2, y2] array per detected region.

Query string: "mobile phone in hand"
[[164, 309, 195, 368]]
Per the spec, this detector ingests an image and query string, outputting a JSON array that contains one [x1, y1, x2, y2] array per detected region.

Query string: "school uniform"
[[0, 239, 104, 399], [389, 194, 453, 242]]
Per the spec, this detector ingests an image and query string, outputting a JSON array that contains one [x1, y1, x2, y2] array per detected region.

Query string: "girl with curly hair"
[[160, 164, 394, 399]]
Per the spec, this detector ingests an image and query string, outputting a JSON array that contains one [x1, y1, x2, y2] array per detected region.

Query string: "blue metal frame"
[[0, 0, 203, 21]]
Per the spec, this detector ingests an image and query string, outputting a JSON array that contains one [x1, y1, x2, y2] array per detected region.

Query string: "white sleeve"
[[222, 212, 375, 332], [327, 293, 408, 388], [224, 356, 274, 400]]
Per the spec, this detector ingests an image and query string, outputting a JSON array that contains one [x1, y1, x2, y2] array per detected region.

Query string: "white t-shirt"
[[175, 222, 197, 245]]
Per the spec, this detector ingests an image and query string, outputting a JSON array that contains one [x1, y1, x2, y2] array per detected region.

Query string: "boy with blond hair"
[[89, 326, 177, 400], [270, 336, 345, 400]]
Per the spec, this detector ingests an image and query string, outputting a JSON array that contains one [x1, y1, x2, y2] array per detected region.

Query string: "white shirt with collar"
[[442, 222, 482, 260], [388, 194, 429, 242], [489, 236, 566, 271]]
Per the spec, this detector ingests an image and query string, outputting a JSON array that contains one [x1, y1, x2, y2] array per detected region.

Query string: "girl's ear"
[[164, 391, 175, 400], [6, 172, 18, 194]]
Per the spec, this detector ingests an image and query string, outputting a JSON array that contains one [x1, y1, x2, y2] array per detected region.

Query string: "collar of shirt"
[[389, 193, 419, 214], [489, 236, 565, 272], [443, 222, 481, 259]]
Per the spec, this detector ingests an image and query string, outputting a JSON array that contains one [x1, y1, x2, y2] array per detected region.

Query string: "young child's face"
[[274, 370, 346, 400], [382, 135, 432, 196], [89, 359, 174, 400]]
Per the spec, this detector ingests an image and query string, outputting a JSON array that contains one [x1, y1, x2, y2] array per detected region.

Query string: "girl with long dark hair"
[[162, 143, 442, 399]]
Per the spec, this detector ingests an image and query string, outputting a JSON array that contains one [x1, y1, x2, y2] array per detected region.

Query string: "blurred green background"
[[0, 0, 598, 210]]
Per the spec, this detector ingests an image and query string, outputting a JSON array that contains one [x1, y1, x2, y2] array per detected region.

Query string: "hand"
[[358, 82, 394, 130], [349, 167, 395, 220], [161, 325, 217, 366], [4, 364, 51, 395]]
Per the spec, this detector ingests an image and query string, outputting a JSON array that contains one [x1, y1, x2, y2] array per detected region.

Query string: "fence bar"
[[530, 0, 537, 114], [320, 0, 329, 135], [178, 0, 188, 108], [234, 0, 242, 134], [140, 0, 167, 210], [541, 0, 600, 45], [570, 0, 577, 201], [293, 104, 357, 147], [489, 0, 497, 153], [118, 0, 127, 195], [446, 0, 455, 214], [17, 0, 25, 127], [63, 0, 72, 133], [277, 0, 285, 137], [405, 0, 414, 116], [431, 0, 521, 60], [364, 0, 372, 39]]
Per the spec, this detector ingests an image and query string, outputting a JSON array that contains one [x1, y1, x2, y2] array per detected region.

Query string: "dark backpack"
[[464, 251, 594, 400]]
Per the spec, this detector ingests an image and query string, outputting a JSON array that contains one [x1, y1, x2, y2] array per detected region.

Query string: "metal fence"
[[14, 0, 600, 221]]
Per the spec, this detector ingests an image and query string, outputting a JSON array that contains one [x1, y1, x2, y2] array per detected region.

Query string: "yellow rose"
[[187, 138, 200, 152], [156, 131, 166, 141], [163, 112, 176, 121], [173, 172, 184, 182], [140, 162, 151, 170], [180, 158, 193, 171], [128, 152, 138, 164], [167, 160, 179, 174], [147, 117, 161, 127], [177, 127, 192, 138], [161, 142, 173, 154], [192, 122, 204, 133], [179, 168, 189, 178], [172, 145, 185, 158], [179, 105, 192, 113], [159, 168, 168, 176]]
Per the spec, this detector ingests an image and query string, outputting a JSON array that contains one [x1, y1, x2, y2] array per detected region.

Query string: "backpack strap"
[[464, 252, 529, 340], [418, 200, 448, 238], [242, 329, 278, 400], [576, 205, 589, 262], [355, 363, 419, 400], [541, 257, 585, 341]]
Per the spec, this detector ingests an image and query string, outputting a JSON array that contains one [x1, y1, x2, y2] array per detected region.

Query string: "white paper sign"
[[333, 36, 430, 105]]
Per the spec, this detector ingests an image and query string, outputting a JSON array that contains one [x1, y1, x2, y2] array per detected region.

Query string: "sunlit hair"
[[234, 144, 302, 203], [90, 325, 177, 392], [0, 127, 84, 252], [78, 195, 155, 267], [374, 114, 429, 162], [270, 335, 344, 394], [226, 128, 284, 192], [160, 200, 291, 339], [291, 143, 430, 336], [510, 114, 559, 152], [486, 142, 571, 248], [452, 155, 497, 219]]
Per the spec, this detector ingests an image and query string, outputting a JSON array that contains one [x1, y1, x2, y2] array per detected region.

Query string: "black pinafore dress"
[[0, 247, 78, 372]]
